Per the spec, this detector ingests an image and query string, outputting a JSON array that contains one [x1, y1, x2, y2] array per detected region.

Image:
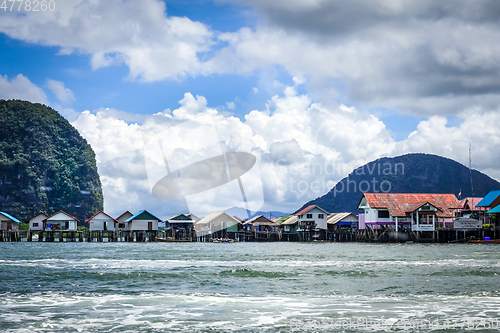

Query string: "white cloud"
[[396, 111, 500, 182], [206, 1, 500, 116], [0, 74, 48, 104], [0, 0, 213, 82], [46, 79, 75, 105], [70, 87, 397, 217], [207, 22, 500, 116], [3, 0, 499, 116], [70, 87, 500, 217]]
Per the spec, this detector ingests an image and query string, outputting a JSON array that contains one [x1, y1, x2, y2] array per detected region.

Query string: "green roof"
[[124, 210, 162, 222], [274, 215, 292, 224]]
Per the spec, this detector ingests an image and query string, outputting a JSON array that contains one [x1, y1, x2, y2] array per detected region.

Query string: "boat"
[[211, 238, 235, 243], [467, 239, 500, 244], [156, 237, 191, 242]]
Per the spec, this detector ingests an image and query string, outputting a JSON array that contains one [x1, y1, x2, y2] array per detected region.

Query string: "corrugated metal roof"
[[195, 211, 242, 226], [476, 190, 500, 207], [281, 215, 298, 225], [327, 212, 356, 225], [243, 215, 277, 226], [361, 193, 459, 218], [274, 215, 291, 224], [0, 212, 21, 223], [186, 213, 201, 222]]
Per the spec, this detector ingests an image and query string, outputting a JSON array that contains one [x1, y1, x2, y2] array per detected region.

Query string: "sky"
[[1, 0, 500, 219]]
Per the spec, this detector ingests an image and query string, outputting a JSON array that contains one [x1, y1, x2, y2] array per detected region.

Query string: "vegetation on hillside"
[[298, 153, 500, 214], [0, 99, 103, 222]]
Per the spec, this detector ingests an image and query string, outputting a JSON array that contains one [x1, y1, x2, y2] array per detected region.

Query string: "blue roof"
[[476, 190, 500, 207], [0, 212, 21, 223], [124, 210, 162, 222], [487, 205, 500, 214]]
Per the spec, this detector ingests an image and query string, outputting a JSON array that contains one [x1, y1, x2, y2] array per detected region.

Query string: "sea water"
[[1, 242, 499, 332]]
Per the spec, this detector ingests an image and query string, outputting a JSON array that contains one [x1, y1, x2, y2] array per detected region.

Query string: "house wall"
[[209, 213, 240, 233], [364, 208, 393, 224], [130, 219, 158, 231], [282, 223, 298, 233], [0, 220, 18, 231], [29, 214, 45, 231], [89, 213, 116, 231], [117, 212, 133, 230], [117, 221, 131, 231], [46, 220, 77, 231], [46, 212, 78, 231], [358, 213, 365, 229], [298, 207, 328, 229], [168, 220, 194, 230], [340, 215, 359, 230]]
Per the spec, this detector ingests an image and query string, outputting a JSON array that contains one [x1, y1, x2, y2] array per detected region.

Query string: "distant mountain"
[[297, 153, 500, 215], [225, 207, 289, 221], [0, 100, 103, 222]]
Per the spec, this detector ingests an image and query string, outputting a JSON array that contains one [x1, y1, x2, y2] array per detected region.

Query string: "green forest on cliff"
[[0, 100, 103, 222]]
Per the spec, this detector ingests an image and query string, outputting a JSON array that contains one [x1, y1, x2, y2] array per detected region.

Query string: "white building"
[[123, 210, 161, 231], [29, 212, 47, 231], [194, 211, 241, 236], [327, 212, 358, 231], [116, 211, 133, 231], [0, 212, 21, 231], [295, 205, 329, 230], [357, 193, 459, 231], [86, 211, 119, 231], [43, 211, 79, 231]]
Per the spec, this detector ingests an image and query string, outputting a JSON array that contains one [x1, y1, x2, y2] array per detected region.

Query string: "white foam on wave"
[[2, 292, 500, 332]]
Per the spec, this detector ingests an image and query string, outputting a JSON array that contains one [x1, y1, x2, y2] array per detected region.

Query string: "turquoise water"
[[1, 242, 500, 332]]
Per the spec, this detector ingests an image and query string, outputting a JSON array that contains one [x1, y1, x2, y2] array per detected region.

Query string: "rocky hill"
[[0, 100, 103, 222], [297, 153, 500, 214]]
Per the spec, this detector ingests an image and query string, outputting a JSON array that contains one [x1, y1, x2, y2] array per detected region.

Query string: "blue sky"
[[1, 0, 500, 218]]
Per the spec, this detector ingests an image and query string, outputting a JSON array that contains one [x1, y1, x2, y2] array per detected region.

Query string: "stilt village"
[[1, 190, 500, 244]]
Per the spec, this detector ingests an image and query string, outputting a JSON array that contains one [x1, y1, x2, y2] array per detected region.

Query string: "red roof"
[[232, 215, 245, 222], [459, 197, 484, 211], [361, 193, 459, 218], [295, 205, 329, 216], [295, 205, 315, 216], [85, 211, 119, 224], [42, 210, 80, 222]]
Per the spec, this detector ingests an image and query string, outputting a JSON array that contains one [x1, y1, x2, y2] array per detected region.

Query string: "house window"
[[119, 223, 125, 228], [306, 214, 313, 219], [318, 214, 324, 219], [33, 222, 39, 227], [378, 210, 390, 218]]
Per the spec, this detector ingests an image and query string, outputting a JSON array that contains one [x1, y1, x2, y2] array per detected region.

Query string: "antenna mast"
[[469, 142, 474, 196]]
